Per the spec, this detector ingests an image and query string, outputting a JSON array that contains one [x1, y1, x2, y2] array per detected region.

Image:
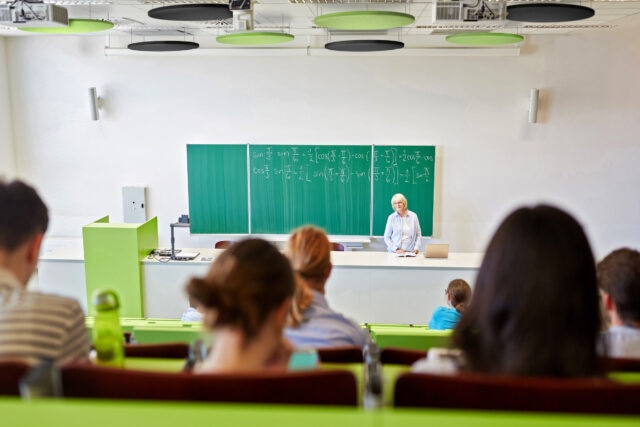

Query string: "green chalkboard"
[[250, 145, 372, 235], [372, 146, 435, 236], [187, 144, 249, 233], [186, 144, 435, 237]]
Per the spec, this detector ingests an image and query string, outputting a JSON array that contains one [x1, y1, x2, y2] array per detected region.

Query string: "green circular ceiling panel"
[[19, 19, 114, 34], [445, 32, 524, 46], [314, 11, 415, 30], [216, 31, 295, 45]]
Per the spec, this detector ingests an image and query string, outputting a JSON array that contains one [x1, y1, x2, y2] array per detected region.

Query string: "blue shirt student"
[[428, 306, 461, 330]]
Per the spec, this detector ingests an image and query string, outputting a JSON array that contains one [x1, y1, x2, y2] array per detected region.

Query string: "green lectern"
[[83, 216, 158, 318]]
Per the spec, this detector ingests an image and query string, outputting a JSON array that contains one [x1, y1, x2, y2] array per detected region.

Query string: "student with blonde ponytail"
[[284, 225, 369, 348]]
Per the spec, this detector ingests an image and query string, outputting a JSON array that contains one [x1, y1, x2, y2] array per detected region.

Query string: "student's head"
[[446, 279, 472, 313], [185, 238, 295, 340], [597, 248, 640, 326], [452, 204, 601, 378], [0, 179, 49, 284], [285, 225, 332, 292]]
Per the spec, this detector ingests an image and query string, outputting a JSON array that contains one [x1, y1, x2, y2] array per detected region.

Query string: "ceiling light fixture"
[[507, 4, 595, 22], [216, 32, 294, 45], [127, 41, 200, 52], [314, 11, 415, 31], [147, 4, 232, 21], [19, 18, 113, 33], [324, 40, 404, 52], [445, 32, 524, 46]]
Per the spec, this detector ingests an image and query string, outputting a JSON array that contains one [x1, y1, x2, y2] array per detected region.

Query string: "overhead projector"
[[0, 1, 68, 27]]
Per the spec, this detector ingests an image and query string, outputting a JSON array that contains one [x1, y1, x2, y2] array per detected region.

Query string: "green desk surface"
[[85, 317, 204, 344], [1, 399, 638, 426], [124, 357, 186, 372], [130, 326, 204, 344], [364, 324, 429, 330], [609, 372, 640, 384], [369, 327, 451, 351]]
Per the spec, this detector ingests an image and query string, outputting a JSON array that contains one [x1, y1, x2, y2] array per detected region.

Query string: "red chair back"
[[394, 371, 640, 414], [603, 357, 640, 372], [330, 242, 345, 251], [214, 241, 234, 249], [0, 360, 31, 396], [317, 346, 363, 363], [380, 347, 426, 365], [124, 342, 190, 359], [61, 364, 357, 406]]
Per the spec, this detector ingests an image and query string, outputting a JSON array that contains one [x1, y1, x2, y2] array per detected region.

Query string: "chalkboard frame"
[[187, 144, 435, 237]]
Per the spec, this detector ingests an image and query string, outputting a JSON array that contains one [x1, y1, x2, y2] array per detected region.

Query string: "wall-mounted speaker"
[[89, 87, 100, 121], [529, 88, 539, 124]]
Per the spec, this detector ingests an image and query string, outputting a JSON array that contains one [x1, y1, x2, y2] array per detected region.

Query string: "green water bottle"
[[92, 289, 124, 367]]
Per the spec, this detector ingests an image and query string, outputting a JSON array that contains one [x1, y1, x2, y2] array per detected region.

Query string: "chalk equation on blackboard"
[[252, 164, 370, 183], [252, 146, 370, 164], [373, 166, 431, 185], [374, 147, 435, 165], [373, 147, 434, 185], [252, 146, 370, 183]]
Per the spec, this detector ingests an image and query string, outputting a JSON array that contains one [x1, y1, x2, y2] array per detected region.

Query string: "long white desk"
[[38, 246, 482, 323]]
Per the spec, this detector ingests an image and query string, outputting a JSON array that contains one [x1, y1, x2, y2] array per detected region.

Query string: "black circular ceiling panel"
[[127, 41, 200, 52], [507, 4, 595, 23], [148, 4, 232, 21], [325, 40, 404, 52]]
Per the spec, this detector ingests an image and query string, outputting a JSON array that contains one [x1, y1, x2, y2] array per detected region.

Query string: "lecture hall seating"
[[394, 371, 640, 414], [0, 360, 31, 396], [60, 364, 358, 406]]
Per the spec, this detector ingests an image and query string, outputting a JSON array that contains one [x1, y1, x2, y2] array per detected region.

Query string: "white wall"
[[0, 37, 16, 177], [4, 17, 640, 259]]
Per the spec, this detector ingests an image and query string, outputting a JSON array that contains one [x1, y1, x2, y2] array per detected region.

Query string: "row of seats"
[[3, 346, 640, 414], [215, 241, 345, 251]]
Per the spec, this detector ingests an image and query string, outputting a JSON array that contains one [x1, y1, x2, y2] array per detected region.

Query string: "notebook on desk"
[[395, 252, 417, 257], [424, 244, 449, 259]]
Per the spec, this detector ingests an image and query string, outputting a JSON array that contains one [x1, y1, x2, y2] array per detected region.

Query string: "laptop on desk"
[[173, 251, 200, 261], [424, 244, 449, 259]]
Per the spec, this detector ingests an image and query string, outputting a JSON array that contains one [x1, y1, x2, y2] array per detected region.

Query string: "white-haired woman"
[[383, 193, 422, 255]]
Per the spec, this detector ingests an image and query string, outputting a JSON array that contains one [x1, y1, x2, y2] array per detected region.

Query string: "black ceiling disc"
[[127, 41, 200, 52], [325, 40, 404, 52], [507, 4, 595, 23], [148, 4, 232, 21]]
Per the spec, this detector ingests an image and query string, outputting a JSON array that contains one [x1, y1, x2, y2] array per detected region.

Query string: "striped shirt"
[[0, 268, 90, 365]]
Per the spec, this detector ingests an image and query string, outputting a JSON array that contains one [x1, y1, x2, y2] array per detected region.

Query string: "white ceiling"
[[2, 0, 640, 50]]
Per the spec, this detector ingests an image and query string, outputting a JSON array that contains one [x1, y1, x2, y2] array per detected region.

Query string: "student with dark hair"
[[428, 279, 472, 330], [0, 179, 90, 365], [185, 238, 296, 372], [414, 204, 602, 377], [597, 247, 640, 358]]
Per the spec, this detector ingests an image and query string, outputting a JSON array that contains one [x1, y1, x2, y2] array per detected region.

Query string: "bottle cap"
[[92, 289, 120, 312]]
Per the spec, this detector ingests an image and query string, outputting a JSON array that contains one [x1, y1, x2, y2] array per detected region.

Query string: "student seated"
[[413, 204, 602, 377], [0, 180, 90, 365], [597, 248, 640, 358], [185, 238, 295, 373], [284, 226, 369, 349], [428, 279, 471, 330], [181, 295, 204, 322]]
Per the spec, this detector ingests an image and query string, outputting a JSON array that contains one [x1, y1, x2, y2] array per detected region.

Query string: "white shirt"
[[601, 326, 640, 358]]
